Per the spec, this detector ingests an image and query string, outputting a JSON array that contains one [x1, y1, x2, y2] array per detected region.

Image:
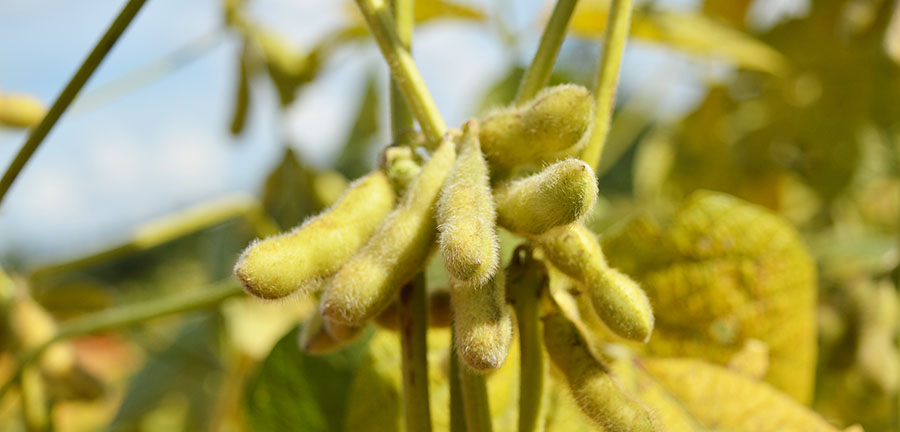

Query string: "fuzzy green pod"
[[543, 311, 657, 432], [321, 135, 457, 325], [537, 224, 654, 342], [494, 158, 598, 235], [436, 120, 499, 284], [451, 270, 513, 371], [479, 84, 594, 168], [234, 170, 395, 300]]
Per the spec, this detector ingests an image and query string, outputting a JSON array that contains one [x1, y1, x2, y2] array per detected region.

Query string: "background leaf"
[[602, 190, 818, 402], [245, 326, 373, 432]]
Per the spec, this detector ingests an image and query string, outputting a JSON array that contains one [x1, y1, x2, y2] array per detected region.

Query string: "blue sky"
[[0, 0, 759, 267]]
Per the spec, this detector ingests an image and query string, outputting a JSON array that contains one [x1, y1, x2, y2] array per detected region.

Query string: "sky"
[[0, 0, 802, 268]]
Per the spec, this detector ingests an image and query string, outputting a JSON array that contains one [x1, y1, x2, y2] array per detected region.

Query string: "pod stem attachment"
[[399, 273, 432, 432], [581, 0, 633, 169], [515, 0, 580, 104], [0, 0, 149, 207], [353, 0, 447, 143]]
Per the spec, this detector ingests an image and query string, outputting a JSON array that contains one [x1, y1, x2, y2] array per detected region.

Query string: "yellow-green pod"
[[543, 311, 657, 432], [0, 92, 45, 129], [479, 84, 593, 168], [436, 120, 499, 284], [494, 158, 598, 235], [451, 270, 513, 371], [536, 224, 654, 342], [234, 170, 395, 300], [321, 135, 457, 325]]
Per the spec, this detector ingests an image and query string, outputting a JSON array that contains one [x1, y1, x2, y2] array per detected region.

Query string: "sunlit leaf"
[[602, 191, 818, 402], [570, 0, 786, 74], [620, 357, 845, 431]]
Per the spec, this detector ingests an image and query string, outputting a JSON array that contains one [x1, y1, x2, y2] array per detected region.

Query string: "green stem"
[[29, 195, 278, 281], [458, 361, 493, 432], [0, 280, 242, 401], [511, 278, 544, 432], [449, 330, 466, 432], [353, 0, 447, 143], [20, 365, 48, 432], [389, 0, 415, 137], [580, 0, 633, 170], [514, 0, 579, 104], [0, 0, 149, 207], [399, 274, 432, 432]]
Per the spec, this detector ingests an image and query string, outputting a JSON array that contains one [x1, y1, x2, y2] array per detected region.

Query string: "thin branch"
[[399, 274, 432, 432], [0, 0, 149, 207], [514, 0, 579, 104], [0, 280, 243, 401], [353, 0, 447, 143], [581, 0, 633, 169]]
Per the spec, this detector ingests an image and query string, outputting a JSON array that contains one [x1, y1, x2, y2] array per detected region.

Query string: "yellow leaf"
[[570, 0, 786, 74], [629, 357, 844, 431], [602, 191, 818, 402]]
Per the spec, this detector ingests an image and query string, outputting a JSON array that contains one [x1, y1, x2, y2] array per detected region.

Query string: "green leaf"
[[110, 315, 225, 430], [602, 191, 818, 402], [262, 148, 319, 229], [334, 74, 380, 179], [245, 326, 373, 432], [229, 41, 252, 136]]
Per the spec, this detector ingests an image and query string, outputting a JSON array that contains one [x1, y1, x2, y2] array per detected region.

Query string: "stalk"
[[399, 274, 432, 431], [353, 0, 447, 143], [511, 276, 545, 432], [580, 0, 633, 170], [449, 330, 466, 432], [0, 281, 242, 401], [458, 359, 493, 432], [0, 0, 149, 206], [514, 0, 580, 104]]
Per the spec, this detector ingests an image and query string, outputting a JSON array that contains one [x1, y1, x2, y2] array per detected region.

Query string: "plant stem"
[[399, 274, 432, 432], [449, 330, 466, 432], [0, 0, 149, 207], [580, 0, 633, 170], [514, 0, 580, 104], [29, 195, 278, 281], [353, 0, 446, 143], [458, 361, 493, 432], [0, 280, 243, 401], [20, 365, 48, 432], [511, 277, 544, 432], [389, 0, 415, 137]]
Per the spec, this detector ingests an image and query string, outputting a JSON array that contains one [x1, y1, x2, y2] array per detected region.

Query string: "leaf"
[[262, 148, 319, 229], [229, 41, 252, 136], [111, 315, 225, 430], [601, 191, 818, 402], [625, 357, 843, 431], [245, 326, 373, 432], [334, 74, 380, 179], [255, 31, 321, 107], [570, 0, 786, 74]]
